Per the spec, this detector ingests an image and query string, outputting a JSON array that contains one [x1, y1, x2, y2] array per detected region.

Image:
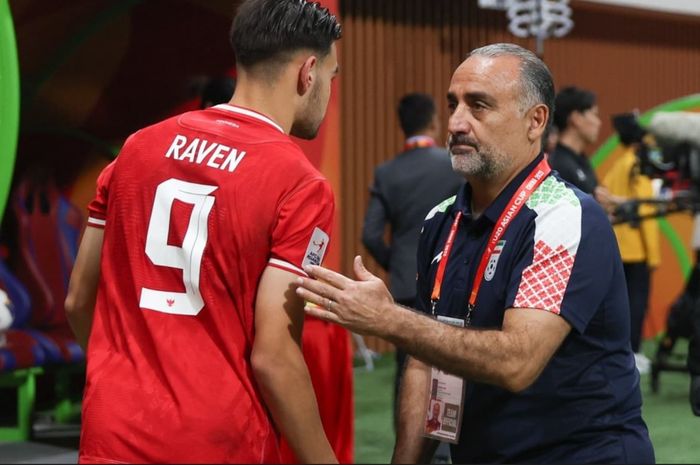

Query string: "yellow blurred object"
[[603, 147, 661, 267]]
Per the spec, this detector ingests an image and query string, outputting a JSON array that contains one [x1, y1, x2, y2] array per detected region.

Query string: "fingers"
[[304, 302, 342, 324], [296, 276, 341, 304], [303, 264, 352, 290], [352, 255, 375, 281]]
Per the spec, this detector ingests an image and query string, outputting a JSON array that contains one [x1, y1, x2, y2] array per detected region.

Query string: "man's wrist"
[[379, 302, 415, 343]]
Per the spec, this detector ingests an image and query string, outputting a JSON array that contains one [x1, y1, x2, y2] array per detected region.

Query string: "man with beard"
[[295, 43, 655, 464], [64, 0, 340, 463]]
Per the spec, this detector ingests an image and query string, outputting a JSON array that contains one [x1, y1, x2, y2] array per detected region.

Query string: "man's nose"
[[448, 106, 473, 135]]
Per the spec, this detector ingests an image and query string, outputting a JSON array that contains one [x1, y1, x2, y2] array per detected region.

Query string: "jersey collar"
[[213, 104, 285, 134]]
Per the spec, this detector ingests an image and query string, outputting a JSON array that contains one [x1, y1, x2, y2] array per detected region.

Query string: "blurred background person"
[[361, 92, 462, 424], [549, 86, 615, 209], [0, 289, 12, 347], [603, 112, 661, 374]]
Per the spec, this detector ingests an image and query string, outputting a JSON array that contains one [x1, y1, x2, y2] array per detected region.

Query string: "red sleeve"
[[268, 178, 335, 277], [86, 160, 116, 229]]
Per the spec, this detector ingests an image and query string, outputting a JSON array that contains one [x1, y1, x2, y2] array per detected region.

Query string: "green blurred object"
[[354, 354, 396, 463], [0, 0, 20, 224]]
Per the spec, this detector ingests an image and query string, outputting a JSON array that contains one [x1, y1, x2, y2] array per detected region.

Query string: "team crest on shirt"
[[303, 227, 330, 267], [484, 240, 506, 282]]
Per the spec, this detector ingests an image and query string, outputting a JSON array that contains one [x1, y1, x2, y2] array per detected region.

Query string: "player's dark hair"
[[231, 0, 342, 71], [553, 86, 597, 132], [397, 93, 436, 138]]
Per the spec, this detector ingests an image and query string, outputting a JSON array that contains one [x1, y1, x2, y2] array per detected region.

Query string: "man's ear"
[[527, 103, 549, 142], [298, 55, 318, 96], [568, 110, 583, 130]]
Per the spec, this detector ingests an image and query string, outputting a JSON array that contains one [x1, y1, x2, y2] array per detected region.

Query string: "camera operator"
[[603, 113, 661, 375], [647, 111, 700, 416]]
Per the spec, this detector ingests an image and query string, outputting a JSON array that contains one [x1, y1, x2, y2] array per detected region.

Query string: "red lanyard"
[[430, 158, 551, 324], [404, 136, 436, 151]]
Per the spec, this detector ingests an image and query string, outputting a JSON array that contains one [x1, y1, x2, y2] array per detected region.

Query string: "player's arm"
[[251, 266, 337, 464], [392, 356, 439, 464], [65, 227, 104, 350]]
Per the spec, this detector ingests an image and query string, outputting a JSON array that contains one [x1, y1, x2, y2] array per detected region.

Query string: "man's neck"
[[228, 77, 294, 134], [558, 131, 587, 155]]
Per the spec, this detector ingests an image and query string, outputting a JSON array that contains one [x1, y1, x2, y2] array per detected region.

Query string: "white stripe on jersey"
[[268, 258, 308, 277], [214, 104, 285, 134], [88, 217, 106, 227]]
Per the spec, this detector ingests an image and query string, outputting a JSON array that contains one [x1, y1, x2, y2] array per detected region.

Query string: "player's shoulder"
[[120, 113, 184, 152]]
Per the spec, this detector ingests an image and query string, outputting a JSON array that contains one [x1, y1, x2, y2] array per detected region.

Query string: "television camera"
[[611, 111, 700, 227], [608, 111, 700, 416]]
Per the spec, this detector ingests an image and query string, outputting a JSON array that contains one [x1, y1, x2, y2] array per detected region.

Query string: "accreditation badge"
[[423, 315, 466, 444]]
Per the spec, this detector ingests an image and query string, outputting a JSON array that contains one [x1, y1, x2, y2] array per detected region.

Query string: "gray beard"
[[449, 150, 505, 179]]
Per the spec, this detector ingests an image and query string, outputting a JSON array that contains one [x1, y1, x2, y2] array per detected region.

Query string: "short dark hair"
[[231, 0, 342, 71], [553, 86, 597, 132], [612, 113, 647, 146], [397, 93, 436, 137]]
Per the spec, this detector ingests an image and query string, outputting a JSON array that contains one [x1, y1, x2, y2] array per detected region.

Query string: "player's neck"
[[228, 81, 293, 135]]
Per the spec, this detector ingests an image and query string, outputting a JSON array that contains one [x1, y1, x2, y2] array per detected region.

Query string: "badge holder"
[[423, 315, 466, 444]]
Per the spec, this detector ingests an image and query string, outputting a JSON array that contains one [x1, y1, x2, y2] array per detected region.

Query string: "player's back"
[[79, 104, 334, 464]]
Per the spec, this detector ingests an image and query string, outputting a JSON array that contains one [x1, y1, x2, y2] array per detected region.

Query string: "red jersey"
[[80, 104, 335, 463]]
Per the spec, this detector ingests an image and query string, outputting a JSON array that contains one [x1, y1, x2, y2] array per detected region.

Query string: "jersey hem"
[[78, 454, 128, 464], [268, 258, 308, 277]]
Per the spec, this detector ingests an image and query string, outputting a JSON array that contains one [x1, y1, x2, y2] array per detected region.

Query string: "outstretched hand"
[[296, 255, 396, 337]]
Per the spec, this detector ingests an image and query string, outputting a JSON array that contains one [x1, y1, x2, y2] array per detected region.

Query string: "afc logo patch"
[[302, 227, 330, 267], [484, 240, 506, 282]]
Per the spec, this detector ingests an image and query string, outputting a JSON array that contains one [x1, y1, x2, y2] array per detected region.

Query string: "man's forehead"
[[449, 55, 521, 95]]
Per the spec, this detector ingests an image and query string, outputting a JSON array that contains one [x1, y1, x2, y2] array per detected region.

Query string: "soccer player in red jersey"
[[64, 1, 341, 463]]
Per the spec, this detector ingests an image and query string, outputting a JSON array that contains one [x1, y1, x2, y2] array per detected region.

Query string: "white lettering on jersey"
[[165, 134, 187, 158], [179, 138, 199, 162], [164, 134, 247, 173], [220, 149, 246, 172], [302, 227, 330, 267]]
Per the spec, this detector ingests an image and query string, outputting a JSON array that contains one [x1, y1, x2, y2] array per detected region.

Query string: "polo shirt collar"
[[454, 152, 546, 223]]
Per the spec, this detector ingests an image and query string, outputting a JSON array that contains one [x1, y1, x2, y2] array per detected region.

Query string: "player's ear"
[[297, 55, 318, 96]]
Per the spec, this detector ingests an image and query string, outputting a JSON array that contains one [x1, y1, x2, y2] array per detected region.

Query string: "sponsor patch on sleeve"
[[302, 227, 330, 267]]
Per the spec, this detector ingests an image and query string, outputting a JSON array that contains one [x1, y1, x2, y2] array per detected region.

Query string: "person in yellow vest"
[[603, 113, 661, 375]]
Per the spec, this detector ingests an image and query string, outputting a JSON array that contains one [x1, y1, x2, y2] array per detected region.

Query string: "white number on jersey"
[[140, 178, 217, 315]]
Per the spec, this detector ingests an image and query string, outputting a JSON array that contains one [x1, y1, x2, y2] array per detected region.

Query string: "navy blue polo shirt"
[[416, 154, 655, 464]]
